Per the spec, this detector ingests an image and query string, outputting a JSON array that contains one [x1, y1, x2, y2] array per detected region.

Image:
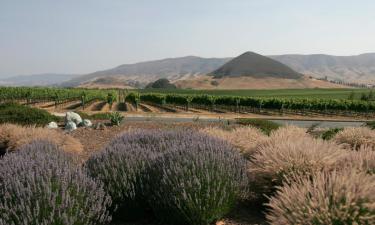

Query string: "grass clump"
[[266, 170, 375, 225], [333, 127, 375, 150], [201, 126, 268, 158], [345, 146, 375, 174], [0, 123, 83, 156], [249, 126, 347, 200], [235, 118, 280, 135], [0, 103, 59, 126], [0, 141, 111, 225]]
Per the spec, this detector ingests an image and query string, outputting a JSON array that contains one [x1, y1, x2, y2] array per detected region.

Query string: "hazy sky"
[[1, 0, 375, 77]]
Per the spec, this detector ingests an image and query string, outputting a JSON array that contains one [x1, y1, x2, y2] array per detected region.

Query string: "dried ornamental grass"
[[0, 141, 111, 225], [345, 146, 375, 174], [249, 130, 347, 199], [0, 124, 83, 155], [201, 126, 268, 157], [268, 125, 310, 140], [267, 170, 375, 225], [148, 134, 247, 225], [333, 127, 375, 150]]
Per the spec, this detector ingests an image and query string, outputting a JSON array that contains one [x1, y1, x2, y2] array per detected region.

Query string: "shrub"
[[0, 141, 111, 225], [364, 120, 375, 129], [0, 124, 83, 156], [86, 129, 247, 224], [148, 133, 247, 225], [85, 129, 199, 218], [76, 111, 111, 120], [321, 127, 343, 140], [201, 126, 268, 158], [266, 170, 375, 225], [249, 126, 347, 199], [235, 118, 281, 135], [333, 127, 375, 150], [109, 112, 124, 126], [0, 102, 59, 126]]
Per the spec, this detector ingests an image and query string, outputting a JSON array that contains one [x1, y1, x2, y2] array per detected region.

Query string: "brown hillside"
[[211, 52, 302, 79], [174, 75, 346, 90]]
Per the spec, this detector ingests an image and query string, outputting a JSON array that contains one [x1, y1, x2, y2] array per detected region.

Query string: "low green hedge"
[[0, 103, 59, 126], [321, 128, 343, 140], [76, 111, 111, 120], [235, 118, 281, 135]]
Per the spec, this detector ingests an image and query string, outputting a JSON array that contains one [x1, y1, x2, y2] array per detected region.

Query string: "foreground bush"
[[201, 126, 268, 157], [249, 126, 347, 199], [148, 133, 247, 225], [346, 146, 375, 174], [86, 130, 202, 218], [86, 129, 247, 224], [0, 102, 59, 126], [0, 124, 83, 156], [235, 118, 280, 135], [0, 141, 111, 225], [267, 170, 375, 225], [333, 127, 375, 150]]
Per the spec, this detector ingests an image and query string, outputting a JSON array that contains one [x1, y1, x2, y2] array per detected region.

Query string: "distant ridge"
[[61, 56, 231, 87], [211, 52, 302, 79], [57, 52, 375, 88], [0, 73, 78, 87]]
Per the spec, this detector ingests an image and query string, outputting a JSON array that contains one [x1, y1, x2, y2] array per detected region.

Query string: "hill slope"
[[175, 75, 345, 89], [270, 53, 375, 83], [62, 56, 231, 87], [60, 52, 375, 88], [0, 73, 78, 86], [211, 52, 302, 79]]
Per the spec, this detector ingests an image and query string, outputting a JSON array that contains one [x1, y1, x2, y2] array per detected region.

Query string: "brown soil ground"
[[67, 121, 266, 225]]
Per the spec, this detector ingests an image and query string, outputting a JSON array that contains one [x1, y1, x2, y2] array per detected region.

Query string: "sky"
[[1, 0, 375, 78]]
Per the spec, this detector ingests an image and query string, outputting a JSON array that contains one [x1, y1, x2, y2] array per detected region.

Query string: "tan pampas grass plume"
[[333, 127, 375, 150], [200, 126, 268, 157], [266, 170, 375, 225], [249, 126, 347, 198], [0, 124, 83, 155]]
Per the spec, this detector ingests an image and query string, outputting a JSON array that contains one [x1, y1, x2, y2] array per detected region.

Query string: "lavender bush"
[[147, 133, 248, 225], [86, 129, 247, 224], [0, 141, 111, 225], [85, 129, 214, 218]]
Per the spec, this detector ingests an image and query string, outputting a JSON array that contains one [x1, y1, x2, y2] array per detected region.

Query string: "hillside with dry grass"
[[174, 75, 346, 89]]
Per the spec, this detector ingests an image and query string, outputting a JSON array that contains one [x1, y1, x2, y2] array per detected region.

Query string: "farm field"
[[139, 88, 375, 99], [1, 87, 375, 225], [2, 87, 375, 120]]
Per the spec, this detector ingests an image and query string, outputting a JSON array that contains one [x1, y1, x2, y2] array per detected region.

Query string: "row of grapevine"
[[139, 93, 375, 113], [2, 87, 375, 113], [0, 87, 118, 107]]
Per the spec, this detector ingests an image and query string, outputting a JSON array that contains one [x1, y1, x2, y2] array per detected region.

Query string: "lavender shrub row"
[[86, 129, 248, 225], [0, 141, 111, 225]]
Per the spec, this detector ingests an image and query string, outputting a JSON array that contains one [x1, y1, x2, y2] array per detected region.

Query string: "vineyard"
[[1, 87, 375, 118]]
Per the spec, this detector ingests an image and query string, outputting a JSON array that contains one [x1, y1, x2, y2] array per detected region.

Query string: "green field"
[[139, 88, 373, 99]]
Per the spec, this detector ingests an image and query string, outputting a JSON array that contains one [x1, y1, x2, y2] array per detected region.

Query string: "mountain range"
[[0, 73, 78, 86], [2, 52, 375, 88]]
